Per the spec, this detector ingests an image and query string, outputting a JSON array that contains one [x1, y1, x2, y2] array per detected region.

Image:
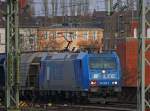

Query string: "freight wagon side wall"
[[145, 40, 150, 85], [116, 38, 150, 87], [116, 39, 126, 85], [125, 39, 138, 87]]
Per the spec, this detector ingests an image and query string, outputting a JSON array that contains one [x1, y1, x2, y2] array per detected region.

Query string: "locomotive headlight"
[[91, 81, 95, 85], [90, 80, 97, 86], [115, 81, 118, 85], [102, 70, 106, 74], [112, 81, 118, 85]]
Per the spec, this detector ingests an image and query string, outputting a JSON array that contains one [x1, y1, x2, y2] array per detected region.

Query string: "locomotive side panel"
[[39, 60, 79, 91], [39, 53, 89, 91]]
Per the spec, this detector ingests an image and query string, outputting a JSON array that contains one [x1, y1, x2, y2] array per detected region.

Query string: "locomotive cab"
[[88, 51, 122, 102]]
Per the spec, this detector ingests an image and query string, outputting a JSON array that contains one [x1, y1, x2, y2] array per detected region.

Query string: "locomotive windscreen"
[[89, 57, 116, 69]]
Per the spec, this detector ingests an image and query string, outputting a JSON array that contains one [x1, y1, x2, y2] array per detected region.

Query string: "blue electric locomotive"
[[0, 51, 121, 103], [88, 51, 121, 102]]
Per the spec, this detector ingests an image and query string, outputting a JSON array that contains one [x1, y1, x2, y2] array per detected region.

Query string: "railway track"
[[19, 102, 137, 111], [20, 106, 136, 111], [0, 101, 137, 111], [56, 104, 136, 111]]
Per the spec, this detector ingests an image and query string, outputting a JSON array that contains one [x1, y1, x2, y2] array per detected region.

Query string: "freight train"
[[0, 51, 121, 103]]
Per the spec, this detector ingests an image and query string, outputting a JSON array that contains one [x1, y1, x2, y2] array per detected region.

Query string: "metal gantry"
[[6, 0, 20, 111], [138, 0, 150, 111], [105, 0, 112, 16], [137, 0, 145, 110]]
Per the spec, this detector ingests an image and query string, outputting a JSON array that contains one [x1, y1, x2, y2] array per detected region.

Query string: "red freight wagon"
[[116, 38, 150, 87], [19, 0, 27, 9]]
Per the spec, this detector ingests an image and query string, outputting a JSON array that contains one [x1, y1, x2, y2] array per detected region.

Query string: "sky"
[[32, 0, 148, 16], [1, 0, 149, 16], [32, 0, 106, 16]]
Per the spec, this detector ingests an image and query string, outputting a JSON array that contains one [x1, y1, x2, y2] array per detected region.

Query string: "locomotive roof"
[[89, 51, 118, 58], [42, 52, 88, 61]]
